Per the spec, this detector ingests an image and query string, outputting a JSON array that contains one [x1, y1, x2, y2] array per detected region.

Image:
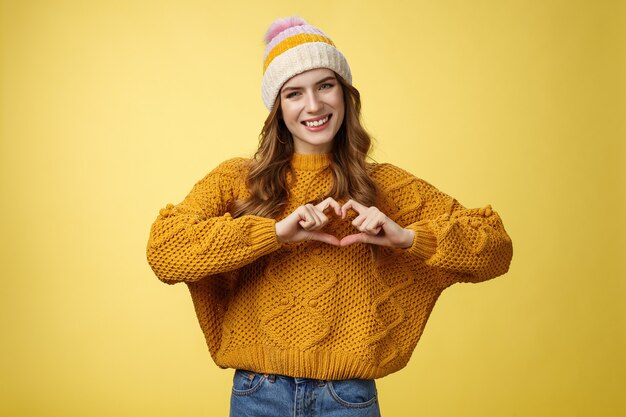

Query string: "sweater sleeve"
[[377, 164, 513, 284], [146, 158, 282, 284]]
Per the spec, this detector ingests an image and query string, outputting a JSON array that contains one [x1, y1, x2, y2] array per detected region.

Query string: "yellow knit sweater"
[[146, 153, 513, 380]]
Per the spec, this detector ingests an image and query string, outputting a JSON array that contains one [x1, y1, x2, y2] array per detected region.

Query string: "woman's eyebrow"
[[315, 76, 337, 85], [281, 85, 301, 93], [282, 76, 337, 93]]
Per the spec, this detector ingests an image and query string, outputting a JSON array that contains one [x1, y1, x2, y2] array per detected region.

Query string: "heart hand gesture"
[[275, 197, 343, 246], [275, 198, 415, 249]]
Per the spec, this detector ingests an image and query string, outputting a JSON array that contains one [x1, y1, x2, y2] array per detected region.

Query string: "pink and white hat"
[[261, 17, 352, 110]]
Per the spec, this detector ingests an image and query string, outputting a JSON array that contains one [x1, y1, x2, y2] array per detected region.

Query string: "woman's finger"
[[310, 204, 330, 229], [297, 205, 318, 229], [341, 232, 384, 246], [341, 199, 367, 219], [340, 232, 388, 247], [362, 213, 385, 234], [296, 208, 312, 227], [311, 210, 329, 230], [316, 197, 342, 217], [308, 231, 340, 246], [340, 233, 368, 246], [299, 204, 329, 230], [351, 212, 367, 229]]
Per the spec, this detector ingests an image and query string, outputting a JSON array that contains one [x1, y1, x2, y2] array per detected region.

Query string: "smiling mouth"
[[302, 114, 331, 127]]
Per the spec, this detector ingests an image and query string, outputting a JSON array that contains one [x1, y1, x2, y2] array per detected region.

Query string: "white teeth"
[[305, 116, 329, 127]]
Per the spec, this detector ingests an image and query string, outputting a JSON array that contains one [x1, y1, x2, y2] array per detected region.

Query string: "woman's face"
[[279, 68, 345, 155]]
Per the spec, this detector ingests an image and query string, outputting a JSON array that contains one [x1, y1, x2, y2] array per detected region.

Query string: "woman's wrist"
[[400, 228, 416, 249], [274, 219, 287, 243]]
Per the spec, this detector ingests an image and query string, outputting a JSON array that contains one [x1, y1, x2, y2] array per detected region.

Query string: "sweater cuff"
[[245, 216, 283, 255], [404, 222, 437, 260]]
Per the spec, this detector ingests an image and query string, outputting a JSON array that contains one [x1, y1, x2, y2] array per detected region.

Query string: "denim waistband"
[[244, 370, 373, 385]]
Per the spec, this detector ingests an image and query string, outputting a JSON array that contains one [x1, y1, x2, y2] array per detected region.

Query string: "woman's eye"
[[320, 83, 334, 90], [285, 91, 300, 99]]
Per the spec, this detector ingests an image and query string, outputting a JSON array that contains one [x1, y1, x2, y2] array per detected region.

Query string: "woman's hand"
[[275, 197, 342, 246], [274, 198, 415, 249], [340, 200, 415, 248]]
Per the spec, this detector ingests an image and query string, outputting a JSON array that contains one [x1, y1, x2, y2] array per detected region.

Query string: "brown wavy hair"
[[230, 73, 378, 219]]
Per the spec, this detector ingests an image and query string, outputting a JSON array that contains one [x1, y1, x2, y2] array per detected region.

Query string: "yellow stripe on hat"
[[263, 33, 335, 73]]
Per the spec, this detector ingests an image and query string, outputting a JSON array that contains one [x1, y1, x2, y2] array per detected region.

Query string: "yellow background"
[[1, 1, 624, 416]]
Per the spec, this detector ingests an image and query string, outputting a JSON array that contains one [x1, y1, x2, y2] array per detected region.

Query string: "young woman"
[[147, 17, 513, 417]]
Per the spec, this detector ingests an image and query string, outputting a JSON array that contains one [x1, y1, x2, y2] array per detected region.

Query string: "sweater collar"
[[291, 153, 332, 171]]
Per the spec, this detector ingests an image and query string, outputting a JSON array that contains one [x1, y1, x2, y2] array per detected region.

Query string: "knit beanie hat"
[[261, 17, 352, 110]]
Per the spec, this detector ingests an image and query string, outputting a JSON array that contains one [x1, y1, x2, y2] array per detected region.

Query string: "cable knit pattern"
[[146, 154, 513, 380]]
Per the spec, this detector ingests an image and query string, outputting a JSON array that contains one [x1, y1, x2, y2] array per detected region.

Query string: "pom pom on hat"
[[264, 16, 307, 44], [261, 16, 352, 110]]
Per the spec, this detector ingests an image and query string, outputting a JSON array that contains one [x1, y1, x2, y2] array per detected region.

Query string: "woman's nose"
[[305, 93, 322, 113]]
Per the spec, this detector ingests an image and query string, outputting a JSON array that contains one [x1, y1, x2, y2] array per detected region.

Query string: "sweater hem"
[[214, 346, 404, 380]]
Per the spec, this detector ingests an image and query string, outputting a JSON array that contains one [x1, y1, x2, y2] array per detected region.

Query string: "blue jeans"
[[230, 369, 381, 417]]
